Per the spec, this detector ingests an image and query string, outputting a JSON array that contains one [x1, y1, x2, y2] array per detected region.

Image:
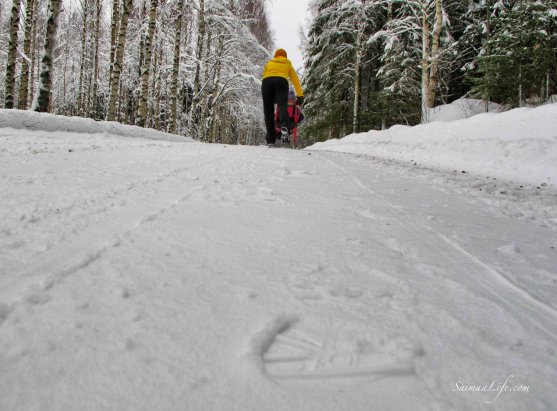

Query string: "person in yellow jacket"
[[262, 49, 304, 145]]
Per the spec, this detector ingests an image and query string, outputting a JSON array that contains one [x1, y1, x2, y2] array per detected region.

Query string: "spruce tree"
[[469, 1, 557, 106]]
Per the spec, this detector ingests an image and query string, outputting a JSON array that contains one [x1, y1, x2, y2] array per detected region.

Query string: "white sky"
[[268, 0, 311, 72]]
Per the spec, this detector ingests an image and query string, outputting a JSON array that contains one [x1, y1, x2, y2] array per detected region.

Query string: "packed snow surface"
[[1, 109, 556, 410]]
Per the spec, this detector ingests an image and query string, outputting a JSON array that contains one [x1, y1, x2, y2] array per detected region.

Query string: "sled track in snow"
[[317, 152, 557, 340], [0, 161, 212, 320]]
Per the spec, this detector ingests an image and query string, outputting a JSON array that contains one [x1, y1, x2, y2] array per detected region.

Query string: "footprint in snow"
[[288, 280, 364, 304], [250, 315, 423, 381], [356, 208, 387, 221]]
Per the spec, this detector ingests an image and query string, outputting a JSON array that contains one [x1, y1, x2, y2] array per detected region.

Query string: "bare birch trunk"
[[352, 24, 363, 134], [91, 0, 102, 118], [427, 0, 443, 108], [107, 0, 133, 121], [4, 0, 22, 108], [109, 0, 120, 68], [136, 0, 158, 127], [30, 12, 38, 102], [209, 30, 224, 143], [198, 25, 212, 142], [420, 3, 431, 123], [168, 0, 184, 134], [108, 0, 120, 94], [189, 0, 205, 134], [484, 0, 490, 112], [62, 33, 70, 109], [77, 0, 89, 115], [32, 0, 62, 112], [420, 0, 444, 123], [137, 0, 147, 78], [149, 43, 162, 129], [18, 0, 35, 109], [154, 46, 163, 130]]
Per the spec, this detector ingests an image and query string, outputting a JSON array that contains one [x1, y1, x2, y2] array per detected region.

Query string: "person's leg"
[[261, 78, 277, 143], [275, 78, 290, 131]]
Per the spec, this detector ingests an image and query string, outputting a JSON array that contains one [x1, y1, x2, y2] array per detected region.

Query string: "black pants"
[[262, 77, 289, 143]]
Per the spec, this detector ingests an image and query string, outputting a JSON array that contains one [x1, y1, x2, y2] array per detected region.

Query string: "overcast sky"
[[268, 0, 311, 72]]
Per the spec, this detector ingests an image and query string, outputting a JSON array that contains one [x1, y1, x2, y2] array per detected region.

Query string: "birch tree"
[[90, 0, 102, 118], [18, 0, 36, 109], [0, 0, 273, 143], [109, 0, 120, 79], [421, 0, 444, 121], [4, 0, 22, 108], [136, 0, 158, 127], [370, 0, 453, 123], [168, 0, 184, 133], [77, 0, 90, 114], [32, 0, 62, 112], [107, 0, 133, 121], [303, 0, 384, 139], [188, 0, 205, 135]]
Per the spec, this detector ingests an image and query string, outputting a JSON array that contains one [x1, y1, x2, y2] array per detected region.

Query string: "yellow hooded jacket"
[[262, 56, 304, 97]]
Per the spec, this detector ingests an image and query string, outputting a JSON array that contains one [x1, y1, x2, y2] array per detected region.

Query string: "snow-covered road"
[[1, 128, 556, 410]]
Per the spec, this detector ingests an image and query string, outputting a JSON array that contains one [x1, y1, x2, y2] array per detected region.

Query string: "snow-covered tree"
[[0, 0, 273, 143], [303, 0, 387, 141], [370, 0, 458, 123], [468, 0, 557, 107]]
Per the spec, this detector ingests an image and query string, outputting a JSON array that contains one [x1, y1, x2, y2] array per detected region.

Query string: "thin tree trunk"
[[168, 0, 184, 134], [32, 0, 62, 112], [484, 0, 490, 112], [107, 0, 133, 121], [77, 0, 89, 115], [352, 24, 363, 134], [209, 29, 224, 143], [83, 5, 94, 116], [427, 0, 443, 108], [62, 34, 69, 110], [109, 0, 120, 68], [189, 0, 205, 133], [155, 45, 163, 130], [91, 0, 102, 118], [150, 43, 162, 129], [137, 0, 147, 78], [29, 4, 38, 103], [108, 0, 120, 94], [420, 2, 431, 123], [136, 0, 158, 127], [18, 0, 35, 109], [199, 25, 212, 142], [518, 64, 523, 107], [4, 0, 22, 108]]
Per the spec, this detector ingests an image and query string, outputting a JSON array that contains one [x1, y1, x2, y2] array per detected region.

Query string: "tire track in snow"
[[317, 152, 557, 341]]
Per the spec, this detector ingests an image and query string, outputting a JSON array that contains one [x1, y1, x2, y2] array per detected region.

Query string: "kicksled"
[[273, 95, 305, 147]]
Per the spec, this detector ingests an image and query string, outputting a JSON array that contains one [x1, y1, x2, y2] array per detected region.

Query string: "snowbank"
[[0, 109, 192, 143], [309, 103, 557, 186], [428, 98, 504, 122]]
